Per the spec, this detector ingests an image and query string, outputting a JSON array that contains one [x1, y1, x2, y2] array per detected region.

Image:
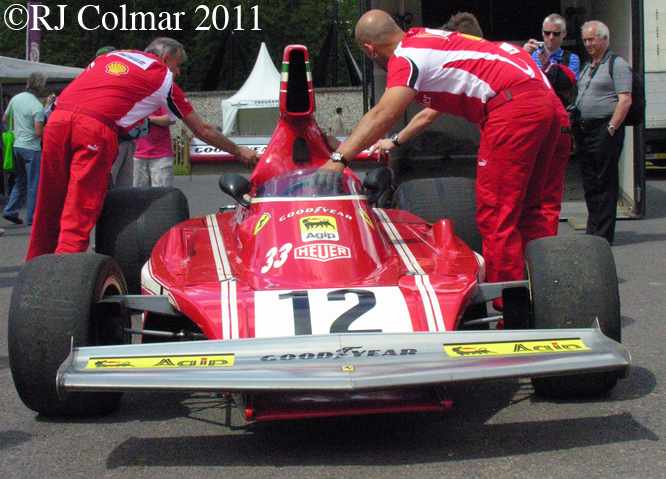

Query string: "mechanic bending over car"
[[26, 37, 259, 262], [320, 9, 564, 292], [370, 12, 573, 239]]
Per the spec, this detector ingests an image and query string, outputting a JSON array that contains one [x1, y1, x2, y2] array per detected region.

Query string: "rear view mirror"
[[219, 173, 252, 208]]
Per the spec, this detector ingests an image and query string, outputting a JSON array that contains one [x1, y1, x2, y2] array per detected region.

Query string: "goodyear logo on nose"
[[300, 216, 339, 242]]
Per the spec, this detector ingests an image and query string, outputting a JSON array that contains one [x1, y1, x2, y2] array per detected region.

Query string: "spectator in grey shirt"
[[573, 20, 632, 244]]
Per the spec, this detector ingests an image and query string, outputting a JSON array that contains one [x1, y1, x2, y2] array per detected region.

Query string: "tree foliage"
[[0, 0, 363, 91]]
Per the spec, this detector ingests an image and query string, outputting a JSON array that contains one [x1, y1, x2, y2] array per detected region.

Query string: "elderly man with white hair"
[[574, 20, 632, 245]]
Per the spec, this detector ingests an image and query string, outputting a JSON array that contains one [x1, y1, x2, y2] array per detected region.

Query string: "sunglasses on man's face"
[[543, 30, 563, 37]]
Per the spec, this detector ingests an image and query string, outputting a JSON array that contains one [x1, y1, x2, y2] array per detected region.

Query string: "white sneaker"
[[0, 228, 4, 236]]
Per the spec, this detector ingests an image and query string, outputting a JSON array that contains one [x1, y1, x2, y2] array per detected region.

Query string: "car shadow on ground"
[[103, 369, 657, 469]]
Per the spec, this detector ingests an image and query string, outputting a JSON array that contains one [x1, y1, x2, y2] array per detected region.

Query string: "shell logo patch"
[[300, 216, 339, 242], [106, 62, 129, 76], [254, 213, 271, 235]]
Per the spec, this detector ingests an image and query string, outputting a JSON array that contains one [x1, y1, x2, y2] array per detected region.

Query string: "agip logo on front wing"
[[300, 216, 339, 242], [85, 354, 235, 369], [444, 339, 590, 357]]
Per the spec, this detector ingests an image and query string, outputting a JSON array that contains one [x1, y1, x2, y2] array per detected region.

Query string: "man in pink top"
[[27, 37, 258, 261], [133, 107, 175, 187], [322, 10, 561, 286]]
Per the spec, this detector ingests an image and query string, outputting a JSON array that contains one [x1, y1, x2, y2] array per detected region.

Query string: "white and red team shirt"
[[386, 28, 551, 124], [57, 50, 193, 135]]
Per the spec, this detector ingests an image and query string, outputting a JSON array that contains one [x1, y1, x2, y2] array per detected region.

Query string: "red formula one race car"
[[8, 45, 630, 419]]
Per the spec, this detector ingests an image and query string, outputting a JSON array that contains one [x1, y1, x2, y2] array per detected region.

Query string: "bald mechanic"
[[321, 10, 561, 286], [371, 13, 572, 237], [26, 37, 258, 261]]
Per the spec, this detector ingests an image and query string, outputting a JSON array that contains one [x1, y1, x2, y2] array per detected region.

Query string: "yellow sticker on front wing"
[[85, 354, 235, 369], [444, 339, 589, 357]]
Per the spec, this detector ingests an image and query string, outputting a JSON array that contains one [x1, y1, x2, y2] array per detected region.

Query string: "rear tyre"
[[8, 254, 130, 416], [526, 235, 622, 399], [392, 177, 482, 253], [95, 187, 189, 294]]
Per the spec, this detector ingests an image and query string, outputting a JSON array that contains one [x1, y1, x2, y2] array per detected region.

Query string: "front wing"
[[57, 321, 630, 395]]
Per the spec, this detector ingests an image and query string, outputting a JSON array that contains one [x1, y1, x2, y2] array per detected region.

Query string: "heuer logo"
[[106, 62, 129, 75], [295, 243, 351, 262], [300, 216, 339, 242]]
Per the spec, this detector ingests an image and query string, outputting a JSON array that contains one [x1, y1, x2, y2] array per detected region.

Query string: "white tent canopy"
[[221, 43, 280, 136], [0, 55, 83, 82]]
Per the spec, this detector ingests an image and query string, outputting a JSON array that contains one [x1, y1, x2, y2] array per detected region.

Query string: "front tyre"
[[8, 254, 130, 416], [527, 235, 622, 399]]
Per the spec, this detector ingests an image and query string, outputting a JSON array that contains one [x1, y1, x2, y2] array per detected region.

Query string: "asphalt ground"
[[0, 164, 665, 478]]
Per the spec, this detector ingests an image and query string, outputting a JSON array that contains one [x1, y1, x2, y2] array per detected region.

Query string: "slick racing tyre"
[[8, 254, 130, 416], [526, 235, 622, 399], [96, 187, 189, 294], [392, 177, 483, 253]]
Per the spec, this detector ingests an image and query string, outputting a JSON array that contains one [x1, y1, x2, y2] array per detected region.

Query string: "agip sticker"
[[444, 339, 590, 357], [300, 216, 339, 242], [85, 354, 235, 369]]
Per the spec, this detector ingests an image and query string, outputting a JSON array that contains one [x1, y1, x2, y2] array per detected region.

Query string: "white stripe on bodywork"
[[141, 259, 166, 295], [221, 280, 239, 339], [374, 208, 425, 275], [205, 214, 239, 338], [374, 208, 446, 331], [414, 274, 446, 331], [206, 214, 233, 280]]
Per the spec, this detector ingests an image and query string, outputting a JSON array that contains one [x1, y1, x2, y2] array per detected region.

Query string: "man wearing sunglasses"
[[525, 14, 580, 111]]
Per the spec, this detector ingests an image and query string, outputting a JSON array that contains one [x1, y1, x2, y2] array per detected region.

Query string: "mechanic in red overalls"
[[26, 37, 259, 261], [321, 10, 561, 286]]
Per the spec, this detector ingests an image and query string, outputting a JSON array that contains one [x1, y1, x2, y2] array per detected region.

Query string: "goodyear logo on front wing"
[[105, 62, 129, 75], [85, 354, 234, 369], [444, 339, 590, 357], [300, 216, 339, 242]]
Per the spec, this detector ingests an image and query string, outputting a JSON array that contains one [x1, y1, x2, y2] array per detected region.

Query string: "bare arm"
[[149, 114, 175, 128], [369, 107, 442, 160], [322, 86, 417, 172], [609, 92, 632, 135], [34, 121, 44, 138], [181, 110, 258, 165]]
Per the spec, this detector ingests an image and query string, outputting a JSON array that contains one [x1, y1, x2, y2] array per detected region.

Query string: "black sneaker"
[[2, 214, 23, 225]]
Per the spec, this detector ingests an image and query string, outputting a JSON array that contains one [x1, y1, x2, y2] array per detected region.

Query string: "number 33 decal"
[[261, 243, 293, 273]]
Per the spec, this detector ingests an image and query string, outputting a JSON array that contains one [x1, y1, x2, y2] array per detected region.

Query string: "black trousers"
[[576, 118, 625, 244]]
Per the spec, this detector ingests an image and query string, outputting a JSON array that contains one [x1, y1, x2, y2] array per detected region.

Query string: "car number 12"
[[254, 287, 414, 337]]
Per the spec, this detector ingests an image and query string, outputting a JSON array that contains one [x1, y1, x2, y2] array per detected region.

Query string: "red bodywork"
[[141, 45, 483, 420]]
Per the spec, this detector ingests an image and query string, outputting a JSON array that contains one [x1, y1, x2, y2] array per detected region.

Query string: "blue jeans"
[[4, 147, 41, 224]]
